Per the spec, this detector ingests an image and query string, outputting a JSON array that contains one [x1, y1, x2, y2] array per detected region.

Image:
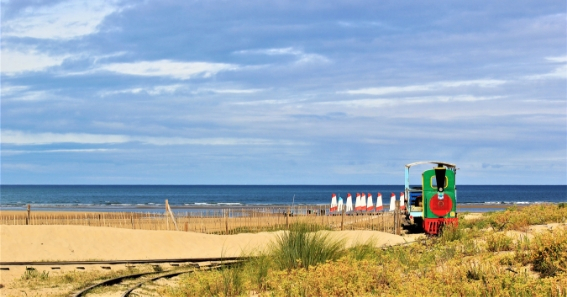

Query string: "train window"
[[431, 176, 448, 188]]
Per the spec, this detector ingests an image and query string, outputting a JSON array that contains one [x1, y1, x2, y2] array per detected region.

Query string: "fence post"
[[394, 200, 401, 235], [340, 206, 345, 231], [225, 209, 229, 234], [286, 207, 290, 229], [26, 204, 31, 225]]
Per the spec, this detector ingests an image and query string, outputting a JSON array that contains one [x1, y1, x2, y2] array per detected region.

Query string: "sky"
[[1, 0, 566, 185]]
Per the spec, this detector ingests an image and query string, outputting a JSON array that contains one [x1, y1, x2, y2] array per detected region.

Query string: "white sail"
[[346, 193, 353, 212], [366, 193, 374, 211], [338, 197, 344, 212], [376, 193, 383, 211], [330, 193, 338, 212], [389, 193, 396, 212]]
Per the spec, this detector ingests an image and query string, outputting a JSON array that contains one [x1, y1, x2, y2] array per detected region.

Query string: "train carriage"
[[404, 161, 458, 235]]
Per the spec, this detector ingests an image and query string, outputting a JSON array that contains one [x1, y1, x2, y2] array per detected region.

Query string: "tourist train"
[[329, 161, 458, 235], [404, 161, 458, 235]]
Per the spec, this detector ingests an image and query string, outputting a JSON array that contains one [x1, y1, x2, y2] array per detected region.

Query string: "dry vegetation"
[[160, 204, 567, 296], [7, 265, 157, 297], [4, 204, 566, 296]]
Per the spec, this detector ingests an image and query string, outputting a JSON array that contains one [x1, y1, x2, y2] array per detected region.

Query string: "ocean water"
[[0, 185, 565, 212]]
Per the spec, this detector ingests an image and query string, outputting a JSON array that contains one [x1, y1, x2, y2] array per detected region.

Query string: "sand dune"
[[0, 225, 413, 263]]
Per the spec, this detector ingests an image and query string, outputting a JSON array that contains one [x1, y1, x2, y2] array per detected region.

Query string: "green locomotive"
[[404, 161, 458, 235]]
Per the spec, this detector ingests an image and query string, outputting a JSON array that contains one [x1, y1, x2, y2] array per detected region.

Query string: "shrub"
[[484, 204, 567, 231], [460, 217, 489, 230], [528, 228, 567, 277], [243, 254, 272, 291], [220, 266, 243, 296], [346, 238, 380, 261], [486, 232, 514, 252], [21, 268, 49, 281], [167, 267, 243, 297], [439, 222, 465, 243]]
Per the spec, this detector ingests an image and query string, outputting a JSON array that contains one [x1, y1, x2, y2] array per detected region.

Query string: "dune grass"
[[10, 204, 567, 296], [270, 223, 345, 270], [161, 204, 567, 297]]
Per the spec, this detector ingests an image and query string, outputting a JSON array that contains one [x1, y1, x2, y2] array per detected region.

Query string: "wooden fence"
[[1, 204, 402, 235]]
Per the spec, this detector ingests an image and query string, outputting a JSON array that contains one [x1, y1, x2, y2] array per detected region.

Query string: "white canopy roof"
[[405, 161, 456, 169]]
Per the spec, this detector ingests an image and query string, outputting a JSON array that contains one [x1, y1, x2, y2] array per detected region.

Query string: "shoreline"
[[0, 203, 531, 215]]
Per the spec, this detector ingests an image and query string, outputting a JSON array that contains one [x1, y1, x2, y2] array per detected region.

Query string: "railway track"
[[0, 257, 245, 297], [68, 259, 244, 297], [0, 257, 244, 266]]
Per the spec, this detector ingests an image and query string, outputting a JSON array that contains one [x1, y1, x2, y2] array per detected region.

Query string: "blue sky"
[[1, 0, 566, 185]]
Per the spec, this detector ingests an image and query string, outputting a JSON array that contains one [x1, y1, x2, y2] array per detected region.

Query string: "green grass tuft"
[[271, 222, 345, 270]]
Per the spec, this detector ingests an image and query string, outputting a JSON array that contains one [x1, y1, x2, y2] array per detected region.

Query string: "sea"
[[0, 185, 565, 213]]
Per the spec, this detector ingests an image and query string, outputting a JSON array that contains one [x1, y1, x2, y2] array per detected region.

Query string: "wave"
[[0, 200, 560, 211], [458, 201, 551, 205], [191, 202, 243, 206]]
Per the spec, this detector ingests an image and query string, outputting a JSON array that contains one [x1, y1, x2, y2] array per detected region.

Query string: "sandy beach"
[[0, 204, 527, 289], [0, 224, 416, 285], [1, 225, 411, 262]]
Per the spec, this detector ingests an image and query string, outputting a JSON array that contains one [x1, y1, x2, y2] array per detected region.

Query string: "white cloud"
[[140, 137, 297, 146], [1, 130, 301, 146], [546, 56, 567, 63], [98, 60, 238, 80], [92, 51, 128, 64], [2, 0, 120, 39], [320, 95, 502, 108], [99, 85, 264, 97], [205, 88, 265, 94], [238, 47, 301, 56], [343, 79, 507, 96], [100, 84, 186, 96], [1, 84, 29, 96], [2, 90, 50, 101], [2, 149, 118, 155], [0, 49, 69, 74], [2, 130, 129, 145], [344, 85, 431, 96], [526, 57, 567, 80], [236, 47, 330, 64], [231, 98, 304, 106], [337, 21, 395, 30]]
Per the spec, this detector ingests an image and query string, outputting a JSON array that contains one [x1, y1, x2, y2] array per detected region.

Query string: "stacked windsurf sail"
[[331, 191, 398, 214], [376, 193, 383, 211], [354, 193, 361, 211], [346, 193, 353, 212], [330, 193, 338, 212], [366, 193, 374, 212]]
